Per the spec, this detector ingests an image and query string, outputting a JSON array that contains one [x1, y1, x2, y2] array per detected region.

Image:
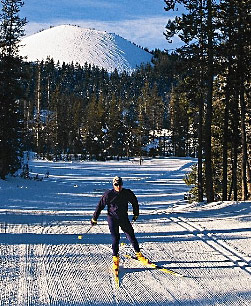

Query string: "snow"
[[0, 157, 250, 305], [19, 25, 153, 73]]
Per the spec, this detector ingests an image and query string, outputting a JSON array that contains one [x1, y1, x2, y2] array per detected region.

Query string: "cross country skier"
[[91, 176, 149, 274]]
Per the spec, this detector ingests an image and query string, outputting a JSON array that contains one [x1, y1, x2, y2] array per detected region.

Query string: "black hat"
[[113, 176, 123, 185]]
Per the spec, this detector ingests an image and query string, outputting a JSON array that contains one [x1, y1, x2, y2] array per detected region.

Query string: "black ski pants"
[[107, 215, 140, 256]]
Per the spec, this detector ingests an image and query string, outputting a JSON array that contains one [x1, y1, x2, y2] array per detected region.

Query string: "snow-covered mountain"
[[19, 25, 153, 73]]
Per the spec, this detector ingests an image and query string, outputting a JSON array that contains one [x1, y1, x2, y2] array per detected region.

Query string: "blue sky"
[[16, 0, 183, 51]]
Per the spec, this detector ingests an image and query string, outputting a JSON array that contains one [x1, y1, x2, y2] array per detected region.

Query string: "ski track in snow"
[[0, 157, 251, 305]]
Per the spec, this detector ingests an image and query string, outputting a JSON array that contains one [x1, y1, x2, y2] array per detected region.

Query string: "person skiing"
[[91, 176, 148, 273]]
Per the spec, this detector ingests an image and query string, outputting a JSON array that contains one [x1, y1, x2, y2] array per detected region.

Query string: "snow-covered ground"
[[19, 25, 153, 74], [0, 157, 250, 305]]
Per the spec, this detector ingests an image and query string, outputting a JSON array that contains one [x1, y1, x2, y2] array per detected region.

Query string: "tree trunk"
[[222, 80, 230, 201], [204, 0, 214, 202], [247, 160, 251, 197], [231, 93, 239, 201], [237, 2, 248, 201], [198, 93, 204, 202], [198, 0, 204, 203], [222, 0, 235, 201], [240, 82, 248, 200], [232, 140, 238, 201]]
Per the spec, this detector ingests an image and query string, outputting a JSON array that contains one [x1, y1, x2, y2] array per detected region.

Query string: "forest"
[[0, 0, 250, 203]]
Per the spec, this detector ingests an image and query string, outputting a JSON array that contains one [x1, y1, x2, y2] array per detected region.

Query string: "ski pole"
[[77, 224, 93, 240], [97, 223, 105, 234], [85, 225, 93, 234]]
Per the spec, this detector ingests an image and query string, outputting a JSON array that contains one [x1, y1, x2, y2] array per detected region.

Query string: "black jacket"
[[93, 188, 139, 220]]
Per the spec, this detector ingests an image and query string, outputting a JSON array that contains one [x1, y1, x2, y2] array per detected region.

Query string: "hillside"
[[19, 25, 153, 73]]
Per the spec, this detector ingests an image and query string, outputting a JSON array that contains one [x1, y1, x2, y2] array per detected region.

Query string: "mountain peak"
[[19, 24, 152, 73]]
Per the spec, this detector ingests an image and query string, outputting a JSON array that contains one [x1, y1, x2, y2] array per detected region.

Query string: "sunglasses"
[[114, 183, 122, 187]]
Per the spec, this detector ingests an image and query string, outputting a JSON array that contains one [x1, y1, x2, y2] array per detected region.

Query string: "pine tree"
[[217, 0, 250, 200], [236, 0, 250, 200], [83, 93, 105, 159], [165, 0, 218, 202], [169, 84, 190, 157], [71, 96, 84, 155], [203, 0, 215, 202], [106, 94, 124, 159], [135, 80, 152, 161], [165, 0, 250, 201], [0, 0, 26, 179], [217, 0, 237, 200]]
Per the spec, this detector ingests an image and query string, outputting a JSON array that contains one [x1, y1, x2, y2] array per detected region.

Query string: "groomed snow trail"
[[0, 158, 250, 305]]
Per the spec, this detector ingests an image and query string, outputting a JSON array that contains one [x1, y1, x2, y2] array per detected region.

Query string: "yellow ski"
[[112, 256, 120, 288], [123, 254, 184, 277]]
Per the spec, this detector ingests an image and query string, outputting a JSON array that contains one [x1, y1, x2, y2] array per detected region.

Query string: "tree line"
[[164, 0, 250, 201], [21, 58, 172, 161], [0, 0, 250, 203]]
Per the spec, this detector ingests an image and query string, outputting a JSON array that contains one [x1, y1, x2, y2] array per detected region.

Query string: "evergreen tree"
[[165, 0, 218, 202], [106, 94, 125, 159], [0, 0, 26, 179], [169, 85, 190, 156], [217, 0, 238, 200], [165, 0, 250, 201], [17, 46, 181, 161], [71, 96, 84, 155], [135, 80, 152, 161], [235, 0, 250, 200], [217, 0, 250, 200], [83, 93, 105, 159]]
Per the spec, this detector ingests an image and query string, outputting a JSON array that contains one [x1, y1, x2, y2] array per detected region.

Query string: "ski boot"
[[112, 256, 119, 288], [112, 256, 119, 271], [135, 252, 150, 265]]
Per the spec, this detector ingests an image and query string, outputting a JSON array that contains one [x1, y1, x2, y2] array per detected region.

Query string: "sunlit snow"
[[0, 157, 250, 305], [19, 24, 153, 73]]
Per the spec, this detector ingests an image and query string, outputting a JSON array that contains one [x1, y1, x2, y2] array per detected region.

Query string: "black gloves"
[[132, 215, 138, 222], [91, 218, 97, 226]]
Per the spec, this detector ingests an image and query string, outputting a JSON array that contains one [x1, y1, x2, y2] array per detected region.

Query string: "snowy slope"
[[19, 25, 153, 73], [0, 157, 251, 305]]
